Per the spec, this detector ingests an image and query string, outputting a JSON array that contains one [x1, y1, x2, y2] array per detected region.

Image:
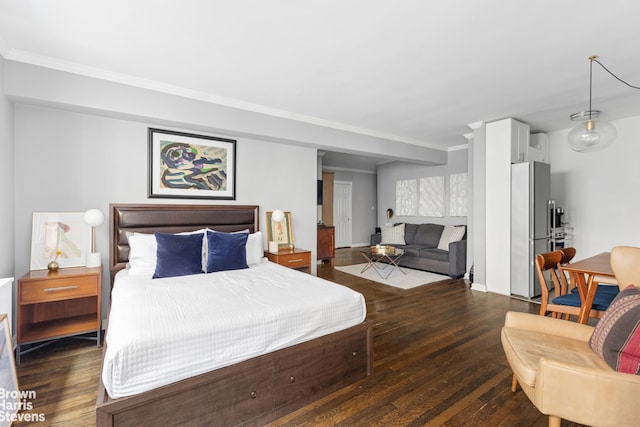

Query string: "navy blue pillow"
[[206, 230, 249, 273], [153, 232, 204, 279]]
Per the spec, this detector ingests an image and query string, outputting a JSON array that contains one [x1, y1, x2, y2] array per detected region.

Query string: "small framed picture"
[[30, 212, 90, 270], [148, 128, 236, 200], [0, 314, 19, 421], [266, 211, 294, 249]]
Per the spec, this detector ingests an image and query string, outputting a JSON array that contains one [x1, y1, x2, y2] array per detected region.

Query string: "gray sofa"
[[370, 223, 467, 279]]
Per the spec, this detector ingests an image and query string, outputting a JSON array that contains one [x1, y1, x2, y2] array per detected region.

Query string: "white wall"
[[13, 104, 317, 317], [376, 148, 469, 227], [549, 115, 640, 257], [0, 55, 15, 334], [0, 55, 15, 278]]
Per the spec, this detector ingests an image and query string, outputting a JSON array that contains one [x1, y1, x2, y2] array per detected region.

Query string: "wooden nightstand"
[[265, 248, 312, 273], [17, 266, 102, 363]]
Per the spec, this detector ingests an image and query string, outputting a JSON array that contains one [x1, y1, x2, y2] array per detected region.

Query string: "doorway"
[[334, 181, 352, 248]]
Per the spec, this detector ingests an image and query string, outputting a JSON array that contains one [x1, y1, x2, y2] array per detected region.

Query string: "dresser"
[[17, 266, 101, 363], [317, 225, 335, 267]]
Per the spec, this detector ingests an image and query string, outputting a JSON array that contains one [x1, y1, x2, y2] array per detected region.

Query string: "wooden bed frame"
[[96, 203, 372, 426]]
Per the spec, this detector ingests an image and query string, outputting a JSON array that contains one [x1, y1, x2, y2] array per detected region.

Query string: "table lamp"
[[84, 208, 104, 268], [272, 209, 285, 223], [269, 209, 285, 253]]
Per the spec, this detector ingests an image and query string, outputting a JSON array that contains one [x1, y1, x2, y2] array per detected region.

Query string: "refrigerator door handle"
[[549, 199, 556, 249]]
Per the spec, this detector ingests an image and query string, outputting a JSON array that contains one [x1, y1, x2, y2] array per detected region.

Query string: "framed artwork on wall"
[[148, 128, 236, 200], [449, 172, 468, 216], [266, 211, 294, 249], [30, 212, 90, 270], [395, 179, 417, 216], [418, 176, 445, 217]]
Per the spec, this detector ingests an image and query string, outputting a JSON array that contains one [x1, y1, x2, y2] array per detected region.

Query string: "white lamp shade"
[[84, 209, 105, 227], [272, 209, 285, 223]]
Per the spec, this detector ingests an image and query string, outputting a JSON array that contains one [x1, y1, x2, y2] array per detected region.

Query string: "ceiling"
[[2, 1, 640, 172]]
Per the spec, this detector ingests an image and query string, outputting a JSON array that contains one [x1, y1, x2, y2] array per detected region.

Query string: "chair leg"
[[548, 415, 561, 427], [511, 374, 518, 392]]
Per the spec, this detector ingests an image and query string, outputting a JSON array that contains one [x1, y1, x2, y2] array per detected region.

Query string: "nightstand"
[[17, 266, 102, 363], [265, 248, 312, 273]]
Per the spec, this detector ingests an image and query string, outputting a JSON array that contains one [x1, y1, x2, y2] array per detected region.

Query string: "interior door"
[[333, 181, 352, 248]]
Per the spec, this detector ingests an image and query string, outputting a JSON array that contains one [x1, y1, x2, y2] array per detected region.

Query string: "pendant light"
[[568, 56, 617, 152]]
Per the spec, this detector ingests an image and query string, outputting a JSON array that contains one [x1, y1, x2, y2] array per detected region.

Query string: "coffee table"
[[360, 247, 406, 280]]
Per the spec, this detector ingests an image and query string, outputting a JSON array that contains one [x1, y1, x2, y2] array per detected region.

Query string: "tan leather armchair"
[[501, 246, 640, 427]]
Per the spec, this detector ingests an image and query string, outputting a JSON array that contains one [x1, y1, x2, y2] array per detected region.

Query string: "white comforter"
[[102, 261, 367, 398]]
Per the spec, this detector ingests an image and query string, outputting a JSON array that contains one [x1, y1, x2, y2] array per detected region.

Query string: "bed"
[[96, 203, 372, 427]]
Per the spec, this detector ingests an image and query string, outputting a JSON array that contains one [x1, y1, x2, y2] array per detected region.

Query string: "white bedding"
[[102, 261, 367, 398]]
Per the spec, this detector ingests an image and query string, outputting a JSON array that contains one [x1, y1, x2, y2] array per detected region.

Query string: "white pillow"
[[127, 233, 157, 277], [437, 225, 466, 250], [381, 223, 406, 245], [246, 231, 264, 265]]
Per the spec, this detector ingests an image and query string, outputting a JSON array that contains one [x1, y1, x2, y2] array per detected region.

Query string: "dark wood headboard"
[[109, 203, 259, 281]]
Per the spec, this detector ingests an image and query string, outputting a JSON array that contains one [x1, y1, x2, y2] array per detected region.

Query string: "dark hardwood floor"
[[13, 247, 586, 426]]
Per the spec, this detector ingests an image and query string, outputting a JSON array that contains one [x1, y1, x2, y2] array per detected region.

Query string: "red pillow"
[[589, 285, 640, 374]]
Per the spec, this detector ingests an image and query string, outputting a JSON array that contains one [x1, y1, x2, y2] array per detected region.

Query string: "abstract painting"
[[148, 128, 236, 200]]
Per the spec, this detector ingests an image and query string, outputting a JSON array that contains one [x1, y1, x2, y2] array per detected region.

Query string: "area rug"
[[335, 263, 450, 290]]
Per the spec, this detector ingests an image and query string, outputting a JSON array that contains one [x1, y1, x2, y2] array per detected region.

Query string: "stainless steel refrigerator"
[[510, 161, 551, 298]]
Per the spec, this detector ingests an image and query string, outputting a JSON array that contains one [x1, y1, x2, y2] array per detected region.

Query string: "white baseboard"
[[350, 242, 369, 248], [470, 282, 487, 292]]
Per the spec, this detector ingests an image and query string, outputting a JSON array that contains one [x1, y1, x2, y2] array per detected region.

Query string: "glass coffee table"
[[360, 246, 406, 280]]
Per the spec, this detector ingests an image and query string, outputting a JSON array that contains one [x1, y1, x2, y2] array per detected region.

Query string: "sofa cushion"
[[437, 225, 466, 250], [399, 245, 422, 257], [419, 248, 450, 262], [403, 223, 419, 245], [555, 285, 620, 311], [381, 223, 405, 245], [589, 285, 640, 374], [502, 326, 609, 388], [413, 224, 444, 248]]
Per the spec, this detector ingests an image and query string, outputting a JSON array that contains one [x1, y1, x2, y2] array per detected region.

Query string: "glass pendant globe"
[[567, 119, 616, 152]]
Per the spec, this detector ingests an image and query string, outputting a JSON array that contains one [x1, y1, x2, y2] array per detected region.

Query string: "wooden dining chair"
[[556, 247, 576, 294], [536, 250, 614, 320], [537, 251, 579, 318], [553, 247, 576, 319]]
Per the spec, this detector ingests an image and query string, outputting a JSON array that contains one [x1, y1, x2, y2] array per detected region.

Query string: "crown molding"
[[322, 165, 377, 175], [448, 143, 469, 151], [467, 121, 484, 130]]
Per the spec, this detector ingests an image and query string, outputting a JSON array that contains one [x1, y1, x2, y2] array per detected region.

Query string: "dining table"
[[561, 252, 618, 324]]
